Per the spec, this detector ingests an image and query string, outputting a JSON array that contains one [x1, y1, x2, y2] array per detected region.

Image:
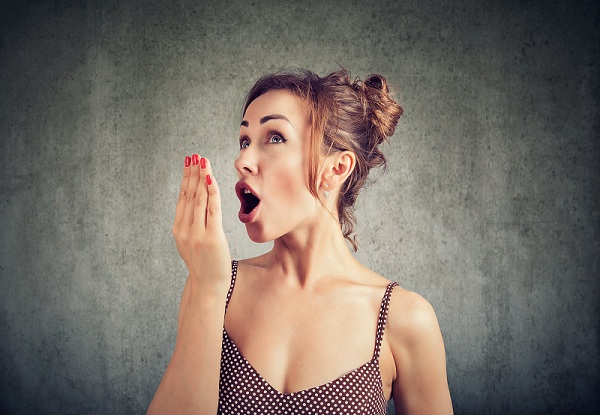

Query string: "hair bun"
[[364, 74, 385, 91], [362, 74, 403, 146]]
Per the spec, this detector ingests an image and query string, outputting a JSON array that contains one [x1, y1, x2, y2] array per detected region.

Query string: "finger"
[[183, 153, 201, 227], [173, 155, 191, 229], [193, 156, 210, 230], [204, 159, 223, 233]]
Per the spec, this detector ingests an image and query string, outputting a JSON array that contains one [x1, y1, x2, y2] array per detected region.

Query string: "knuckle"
[[186, 192, 196, 204], [178, 189, 187, 201], [179, 231, 189, 244], [195, 194, 206, 207], [191, 237, 204, 250], [207, 205, 221, 216]]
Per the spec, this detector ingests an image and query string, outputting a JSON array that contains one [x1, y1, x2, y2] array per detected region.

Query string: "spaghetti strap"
[[373, 281, 398, 361], [224, 260, 238, 313]]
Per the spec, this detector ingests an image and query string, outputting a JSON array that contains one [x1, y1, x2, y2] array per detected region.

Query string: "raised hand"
[[172, 154, 231, 293], [148, 154, 231, 415]]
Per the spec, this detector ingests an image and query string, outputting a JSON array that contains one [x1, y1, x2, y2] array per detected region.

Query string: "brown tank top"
[[218, 260, 397, 415]]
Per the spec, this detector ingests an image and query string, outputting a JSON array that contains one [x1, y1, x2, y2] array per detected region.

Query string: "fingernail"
[[200, 157, 206, 169], [206, 174, 212, 185], [184, 156, 191, 167], [192, 154, 199, 165]]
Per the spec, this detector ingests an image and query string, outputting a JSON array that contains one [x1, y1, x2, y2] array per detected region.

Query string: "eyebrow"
[[240, 114, 293, 127]]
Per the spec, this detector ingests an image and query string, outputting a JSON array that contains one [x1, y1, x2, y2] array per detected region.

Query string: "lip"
[[235, 181, 261, 224]]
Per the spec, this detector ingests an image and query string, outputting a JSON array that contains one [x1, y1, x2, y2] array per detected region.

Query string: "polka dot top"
[[218, 260, 398, 415]]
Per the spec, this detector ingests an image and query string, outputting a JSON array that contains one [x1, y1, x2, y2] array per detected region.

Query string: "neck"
[[265, 215, 358, 288]]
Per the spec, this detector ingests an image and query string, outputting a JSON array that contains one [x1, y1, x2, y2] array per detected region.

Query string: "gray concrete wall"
[[1, 0, 598, 413]]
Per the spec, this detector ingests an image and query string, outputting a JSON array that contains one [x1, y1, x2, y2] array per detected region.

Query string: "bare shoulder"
[[386, 287, 445, 360], [352, 262, 397, 290], [385, 287, 454, 414], [386, 287, 442, 345], [350, 262, 441, 337]]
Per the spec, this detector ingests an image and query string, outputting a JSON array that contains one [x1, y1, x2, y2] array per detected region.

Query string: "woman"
[[148, 69, 453, 414]]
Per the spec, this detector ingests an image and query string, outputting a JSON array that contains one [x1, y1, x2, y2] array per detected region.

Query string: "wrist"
[[187, 277, 229, 306]]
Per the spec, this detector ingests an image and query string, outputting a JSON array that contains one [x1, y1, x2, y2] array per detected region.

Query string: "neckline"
[[223, 328, 383, 397]]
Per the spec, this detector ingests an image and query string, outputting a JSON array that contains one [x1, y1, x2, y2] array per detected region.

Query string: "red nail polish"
[[184, 156, 191, 167], [200, 157, 206, 169], [206, 174, 212, 185], [192, 154, 199, 165]]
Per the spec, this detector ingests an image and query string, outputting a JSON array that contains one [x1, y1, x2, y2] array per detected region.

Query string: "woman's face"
[[234, 89, 319, 243]]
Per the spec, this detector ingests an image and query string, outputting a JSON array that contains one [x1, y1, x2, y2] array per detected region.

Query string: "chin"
[[245, 221, 291, 244], [245, 224, 275, 244]]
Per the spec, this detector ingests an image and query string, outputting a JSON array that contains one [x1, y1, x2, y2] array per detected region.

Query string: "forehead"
[[243, 90, 308, 125]]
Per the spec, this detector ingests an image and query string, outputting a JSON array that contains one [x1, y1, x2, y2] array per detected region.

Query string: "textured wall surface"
[[1, 0, 598, 414]]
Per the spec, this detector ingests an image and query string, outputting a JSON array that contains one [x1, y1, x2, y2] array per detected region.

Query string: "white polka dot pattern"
[[218, 261, 397, 415]]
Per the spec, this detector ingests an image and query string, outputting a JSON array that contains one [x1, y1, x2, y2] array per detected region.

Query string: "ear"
[[321, 151, 356, 190]]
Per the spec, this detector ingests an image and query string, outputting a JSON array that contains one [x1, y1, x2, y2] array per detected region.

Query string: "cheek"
[[276, 172, 306, 205], [269, 158, 311, 208]]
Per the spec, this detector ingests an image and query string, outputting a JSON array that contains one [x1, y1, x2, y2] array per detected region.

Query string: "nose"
[[234, 149, 258, 176]]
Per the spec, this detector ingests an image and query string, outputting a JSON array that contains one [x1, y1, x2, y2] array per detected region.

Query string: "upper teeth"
[[243, 189, 251, 194]]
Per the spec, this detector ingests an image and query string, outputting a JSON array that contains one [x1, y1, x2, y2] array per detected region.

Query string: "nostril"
[[235, 155, 257, 175]]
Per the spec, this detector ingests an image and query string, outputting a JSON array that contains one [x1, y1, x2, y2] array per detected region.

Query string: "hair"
[[242, 68, 403, 251]]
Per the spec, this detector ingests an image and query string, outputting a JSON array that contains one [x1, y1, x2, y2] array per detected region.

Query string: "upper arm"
[[387, 289, 453, 415]]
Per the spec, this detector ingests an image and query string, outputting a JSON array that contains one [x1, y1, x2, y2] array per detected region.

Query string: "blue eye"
[[268, 133, 286, 144], [239, 138, 250, 149]]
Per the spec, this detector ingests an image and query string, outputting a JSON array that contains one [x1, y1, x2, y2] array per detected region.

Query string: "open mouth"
[[240, 188, 260, 214], [236, 182, 261, 223]]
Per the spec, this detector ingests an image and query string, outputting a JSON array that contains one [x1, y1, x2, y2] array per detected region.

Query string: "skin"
[[148, 90, 453, 414]]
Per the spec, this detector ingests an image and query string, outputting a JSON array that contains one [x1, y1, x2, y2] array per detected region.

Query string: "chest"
[[223, 282, 389, 396], [218, 329, 388, 415]]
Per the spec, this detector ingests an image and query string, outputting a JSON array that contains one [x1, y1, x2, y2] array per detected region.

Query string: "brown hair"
[[243, 69, 403, 250]]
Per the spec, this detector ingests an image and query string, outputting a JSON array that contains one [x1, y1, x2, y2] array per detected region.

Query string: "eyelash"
[[239, 131, 287, 149], [268, 132, 287, 144], [239, 137, 250, 149]]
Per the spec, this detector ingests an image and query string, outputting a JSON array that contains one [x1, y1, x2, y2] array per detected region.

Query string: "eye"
[[268, 132, 287, 144], [239, 137, 250, 149]]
